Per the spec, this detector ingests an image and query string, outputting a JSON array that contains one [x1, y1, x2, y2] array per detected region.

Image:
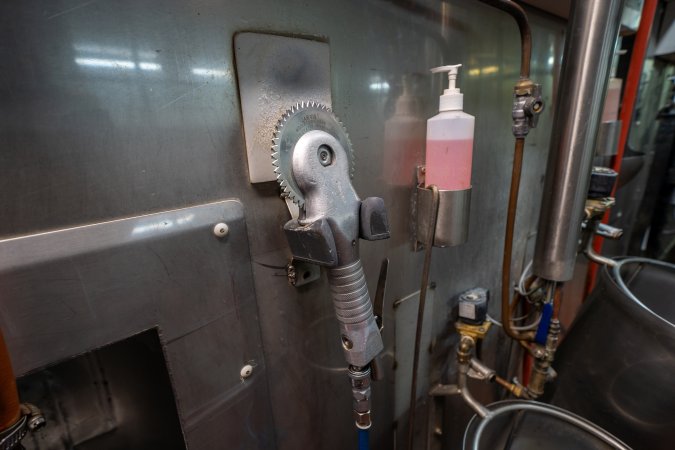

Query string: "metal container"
[[416, 187, 471, 248], [533, 0, 624, 281], [463, 400, 630, 450], [550, 257, 675, 450]]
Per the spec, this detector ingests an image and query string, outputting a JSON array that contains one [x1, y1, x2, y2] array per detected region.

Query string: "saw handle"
[[327, 259, 383, 368]]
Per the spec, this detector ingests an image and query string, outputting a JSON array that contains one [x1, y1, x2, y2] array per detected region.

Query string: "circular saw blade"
[[272, 101, 354, 208]]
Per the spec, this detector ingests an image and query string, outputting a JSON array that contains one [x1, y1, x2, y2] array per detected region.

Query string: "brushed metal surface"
[[0, 200, 276, 449], [417, 188, 471, 247], [235, 33, 332, 183], [18, 330, 186, 450], [595, 120, 622, 158], [0, 1, 565, 448], [551, 258, 675, 450], [533, 0, 625, 281]]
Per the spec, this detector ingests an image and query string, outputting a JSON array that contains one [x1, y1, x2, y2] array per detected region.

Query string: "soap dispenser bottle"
[[426, 64, 475, 191]]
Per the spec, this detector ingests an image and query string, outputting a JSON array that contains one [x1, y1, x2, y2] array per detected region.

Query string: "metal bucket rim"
[[462, 399, 631, 450], [609, 257, 675, 330]]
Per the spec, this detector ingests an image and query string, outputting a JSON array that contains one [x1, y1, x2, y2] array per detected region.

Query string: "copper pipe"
[[477, 0, 534, 343], [0, 328, 20, 430], [501, 138, 534, 342], [478, 0, 531, 78]]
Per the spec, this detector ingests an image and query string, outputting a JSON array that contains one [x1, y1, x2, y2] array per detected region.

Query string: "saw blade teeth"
[[271, 101, 354, 207]]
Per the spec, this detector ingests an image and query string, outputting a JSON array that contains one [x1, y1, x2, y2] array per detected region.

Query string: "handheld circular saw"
[[270, 101, 389, 367], [271, 101, 391, 430]]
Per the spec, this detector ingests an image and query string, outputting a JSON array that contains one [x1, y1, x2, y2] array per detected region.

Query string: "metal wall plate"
[[234, 32, 332, 183], [0, 200, 275, 450]]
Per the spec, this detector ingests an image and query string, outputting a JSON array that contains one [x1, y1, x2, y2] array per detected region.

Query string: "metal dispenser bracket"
[[414, 166, 471, 249]]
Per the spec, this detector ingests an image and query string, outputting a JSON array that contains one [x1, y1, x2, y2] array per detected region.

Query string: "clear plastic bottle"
[[426, 64, 475, 191]]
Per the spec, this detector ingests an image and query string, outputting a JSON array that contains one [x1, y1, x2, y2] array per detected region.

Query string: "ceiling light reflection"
[[75, 58, 136, 69], [139, 62, 162, 71], [73, 44, 132, 58], [192, 68, 229, 78], [481, 65, 499, 75], [369, 81, 390, 92]]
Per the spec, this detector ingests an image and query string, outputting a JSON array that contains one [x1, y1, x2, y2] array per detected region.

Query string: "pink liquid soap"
[[425, 139, 473, 191]]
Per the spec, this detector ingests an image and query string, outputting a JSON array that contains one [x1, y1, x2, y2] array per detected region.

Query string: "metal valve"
[[513, 79, 544, 138]]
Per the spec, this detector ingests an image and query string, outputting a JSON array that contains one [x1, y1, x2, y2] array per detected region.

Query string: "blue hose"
[[534, 302, 554, 344], [358, 428, 370, 450]]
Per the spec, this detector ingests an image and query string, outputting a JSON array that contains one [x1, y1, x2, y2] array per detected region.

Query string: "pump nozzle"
[[431, 64, 462, 93], [431, 64, 464, 111]]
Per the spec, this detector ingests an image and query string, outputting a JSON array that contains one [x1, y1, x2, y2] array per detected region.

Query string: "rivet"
[[213, 223, 229, 238], [240, 364, 253, 379]]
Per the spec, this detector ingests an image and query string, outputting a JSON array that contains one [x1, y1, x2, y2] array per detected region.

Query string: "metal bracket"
[[286, 259, 321, 287], [413, 166, 471, 250]]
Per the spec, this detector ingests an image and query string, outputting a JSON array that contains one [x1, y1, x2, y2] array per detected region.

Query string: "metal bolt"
[[240, 364, 253, 379], [213, 223, 229, 238], [318, 145, 333, 166], [342, 335, 353, 350], [28, 414, 46, 431]]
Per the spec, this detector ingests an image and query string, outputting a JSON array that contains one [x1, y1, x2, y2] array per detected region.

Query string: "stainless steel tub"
[[550, 257, 675, 450], [463, 400, 629, 450]]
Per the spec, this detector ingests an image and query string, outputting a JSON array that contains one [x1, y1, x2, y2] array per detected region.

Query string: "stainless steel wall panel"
[[1, 1, 565, 449], [0, 200, 275, 449]]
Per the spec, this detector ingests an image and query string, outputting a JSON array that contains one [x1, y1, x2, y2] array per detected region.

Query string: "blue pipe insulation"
[[534, 302, 554, 345], [358, 428, 370, 450]]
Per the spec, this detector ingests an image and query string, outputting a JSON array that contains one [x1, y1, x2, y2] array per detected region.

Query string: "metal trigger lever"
[[370, 258, 388, 381]]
